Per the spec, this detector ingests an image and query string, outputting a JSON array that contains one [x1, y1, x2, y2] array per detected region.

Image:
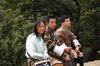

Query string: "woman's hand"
[[47, 57, 55, 61]]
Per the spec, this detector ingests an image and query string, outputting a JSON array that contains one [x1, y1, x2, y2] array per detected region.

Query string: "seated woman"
[[25, 20, 63, 66], [25, 20, 52, 66]]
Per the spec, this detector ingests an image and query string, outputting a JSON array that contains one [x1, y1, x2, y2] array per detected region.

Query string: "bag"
[[27, 52, 52, 66], [34, 60, 52, 66]]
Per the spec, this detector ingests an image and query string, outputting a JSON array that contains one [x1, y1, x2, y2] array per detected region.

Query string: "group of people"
[[25, 15, 84, 66]]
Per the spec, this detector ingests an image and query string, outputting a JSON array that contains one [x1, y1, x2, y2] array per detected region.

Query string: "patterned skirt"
[[27, 58, 63, 66]]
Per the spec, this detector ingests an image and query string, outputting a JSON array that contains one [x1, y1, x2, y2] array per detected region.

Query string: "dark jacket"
[[44, 26, 68, 62]]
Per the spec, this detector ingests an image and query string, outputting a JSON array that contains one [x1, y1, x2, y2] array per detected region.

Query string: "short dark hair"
[[45, 16, 56, 23], [33, 20, 45, 39], [60, 15, 69, 23]]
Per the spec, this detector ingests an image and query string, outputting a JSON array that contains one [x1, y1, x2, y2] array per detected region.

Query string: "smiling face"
[[46, 18, 56, 30], [37, 22, 45, 35], [62, 18, 70, 28]]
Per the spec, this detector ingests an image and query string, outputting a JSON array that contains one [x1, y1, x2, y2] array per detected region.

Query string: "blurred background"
[[0, 0, 100, 66]]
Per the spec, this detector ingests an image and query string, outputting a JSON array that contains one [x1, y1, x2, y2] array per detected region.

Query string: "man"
[[55, 15, 84, 66], [44, 16, 75, 66]]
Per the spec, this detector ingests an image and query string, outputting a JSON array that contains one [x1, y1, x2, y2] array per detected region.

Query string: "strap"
[[27, 52, 34, 62]]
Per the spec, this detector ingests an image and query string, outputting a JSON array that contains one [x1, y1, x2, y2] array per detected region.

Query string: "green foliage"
[[79, 0, 100, 46], [0, 0, 100, 65], [0, 7, 34, 66], [1, 0, 82, 21], [79, 0, 100, 61], [82, 47, 92, 62]]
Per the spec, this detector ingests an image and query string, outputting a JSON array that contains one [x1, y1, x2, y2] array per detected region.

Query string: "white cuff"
[[60, 43, 67, 48], [53, 45, 65, 56], [73, 39, 81, 48]]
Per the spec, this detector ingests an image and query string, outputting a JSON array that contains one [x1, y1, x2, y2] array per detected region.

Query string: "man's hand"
[[75, 46, 80, 53], [64, 47, 72, 53], [65, 55, 70, 61]]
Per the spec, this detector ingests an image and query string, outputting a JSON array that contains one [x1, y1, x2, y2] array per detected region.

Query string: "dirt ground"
[[77, 60, 100, 66]]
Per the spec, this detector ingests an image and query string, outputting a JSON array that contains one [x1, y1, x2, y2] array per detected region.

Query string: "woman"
[[25, 20, 52, 66]]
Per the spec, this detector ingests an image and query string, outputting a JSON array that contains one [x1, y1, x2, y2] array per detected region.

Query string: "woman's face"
[[37, 22, 45, 35]]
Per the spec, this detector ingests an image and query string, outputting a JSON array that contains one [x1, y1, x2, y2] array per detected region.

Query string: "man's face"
[[46, 18, 56, 30], [62, 18, 70, 28]]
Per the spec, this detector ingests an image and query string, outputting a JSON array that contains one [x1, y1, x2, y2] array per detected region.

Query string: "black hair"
[[45, 16, 56, 23], [60, 15, 69, 23], [33, 20, 45, 39]]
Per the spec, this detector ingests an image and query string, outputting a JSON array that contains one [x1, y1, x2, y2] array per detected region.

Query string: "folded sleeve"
[[73, 39, 81, 48], [53, 43, 67, 56]]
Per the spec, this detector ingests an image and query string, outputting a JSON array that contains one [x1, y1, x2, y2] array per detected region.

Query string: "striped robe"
[[44, 26, 68, 62]]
